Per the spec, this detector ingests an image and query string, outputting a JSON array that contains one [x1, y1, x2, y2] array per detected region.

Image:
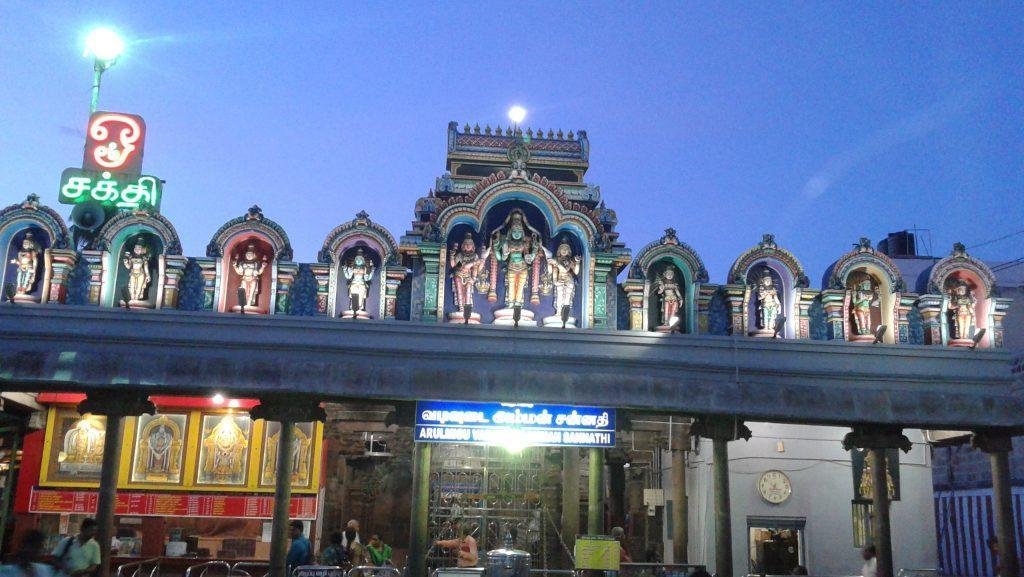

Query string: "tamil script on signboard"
[[414, 400, 615, 448]]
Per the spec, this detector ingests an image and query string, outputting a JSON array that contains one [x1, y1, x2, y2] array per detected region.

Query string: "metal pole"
[[90, 63, 103, 114], [269, 421, 296, 577], [587, 448, 604, 535], [712, 438, 732, 577], [990, 448, 1019, 577], [0, 427, 21, 553], [96, 414, 124, 577], [408, 442, 432, 577], [671, 446, 688, 563], [870, 448, 894, 577], [561, 448, 580, 548]]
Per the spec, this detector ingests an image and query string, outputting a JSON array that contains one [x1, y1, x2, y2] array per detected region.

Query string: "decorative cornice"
[[93, 208, 183, 255], [691, 416, 752, 442], [728, 233, 809, 287], [629, 229, 709, 283], [207, 205, 293, 261], [842, 425, 912, 452], [827, 237, 906, 292], [319, 211, 399, 265], [0, 194, 71, 249], [927, 242, 998, 297]]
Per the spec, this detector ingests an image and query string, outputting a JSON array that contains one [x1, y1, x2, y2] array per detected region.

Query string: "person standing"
[[1, 530, 56, 577], [861, 545, 878, 577], [52, 519, 100, 577], [366, 535, 393, 567], [286, 521, 312, 573], [340, 520, 361, 549], [343, 528, 369, 567], [434, 519, 478, 568], [611, 527, 632, 564], [319, 532, 346, 567]]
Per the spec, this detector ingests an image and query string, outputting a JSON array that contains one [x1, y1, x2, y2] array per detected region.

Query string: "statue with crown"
[[342, 247, 375, 319]]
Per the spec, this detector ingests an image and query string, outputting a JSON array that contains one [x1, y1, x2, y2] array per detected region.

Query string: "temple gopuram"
[[0, 118, 1021, 577]]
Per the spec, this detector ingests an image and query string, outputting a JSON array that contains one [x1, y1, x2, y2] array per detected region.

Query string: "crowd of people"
[[286, 518, 394, 573]]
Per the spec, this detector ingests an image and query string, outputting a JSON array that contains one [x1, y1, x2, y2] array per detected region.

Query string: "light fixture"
[[236, 287, 246, 314], [500, 434, 527, 454], [507, 106, 527, 126], [228, 399, 240, 408], [84, 28, 125, 65], [970, 328, 987, 350], [560, 305, 571, 329], [872, 325, 887, 344], [212, 393, 225, 405], [120, 286, 131, 309], [513, 305, 522, 327], [773, 315, 787, 338], [463, 303, 473, 324], [3, 283, 15, 304]]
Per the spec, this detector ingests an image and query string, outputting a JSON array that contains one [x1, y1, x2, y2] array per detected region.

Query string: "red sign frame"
[[83, 111, 147, 176]]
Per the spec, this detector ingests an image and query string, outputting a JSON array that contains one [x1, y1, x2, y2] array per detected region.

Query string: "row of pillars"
[[77, 394, 324, 577]]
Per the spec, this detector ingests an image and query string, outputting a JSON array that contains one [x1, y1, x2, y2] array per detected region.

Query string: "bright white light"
[[84, 28, 125, 63], [211, 393, 225, 405], [228, 399, 240, 408], [500, 433, 528, 454], [507, 105, 527, 125]]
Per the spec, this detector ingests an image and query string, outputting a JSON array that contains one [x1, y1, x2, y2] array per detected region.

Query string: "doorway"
[[748, 517, 805, 575]]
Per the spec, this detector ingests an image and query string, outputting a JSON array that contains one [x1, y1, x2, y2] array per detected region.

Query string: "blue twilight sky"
[[1, 1, 1022, 283]]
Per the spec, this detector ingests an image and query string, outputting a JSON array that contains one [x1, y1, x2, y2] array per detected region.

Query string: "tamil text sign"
[[83, 111, 146, 176], [58, 168, 162, 211], [415, 400, 615, 448]]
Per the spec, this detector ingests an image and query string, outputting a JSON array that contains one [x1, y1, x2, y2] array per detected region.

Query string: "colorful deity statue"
[[232, 243, 268, 309], [122, 239, 152, 303], [9, 232, 41, 295], [262, 425, 312, 485], [135, 416, 182, 481], [546, 238, 581, 315], [61, 417, 105, 469], [201, 415, 248, 482], [850, 278, 877, 336], [489, 209, 542, 308], [343, 248, 375, 313], [655, 267, 683, 326], [449, 232, 488, 310], [947, 279, 977, 340], [858, 450, 896, 501], [755, 269, 782, 332]]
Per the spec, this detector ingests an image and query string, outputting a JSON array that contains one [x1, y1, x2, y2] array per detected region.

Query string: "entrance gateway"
[[414, 401, 615, 570]]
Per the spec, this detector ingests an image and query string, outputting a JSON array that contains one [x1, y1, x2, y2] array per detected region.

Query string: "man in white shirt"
[[861, 545, 878, 577], [340, 519, 360, 549]]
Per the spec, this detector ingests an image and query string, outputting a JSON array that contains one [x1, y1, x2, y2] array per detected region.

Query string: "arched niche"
[[93, 210, 181, 309], [926, 243, 998, 348], [743, 265, 788, 337], [207, 206, 292, 315], [335, 244, 382, 319], [0, 195, 70, 304], [728, 234, 809, 339], [826, 239, 905, 344], [627, 229, 709, 334], [436, 178, 599, 327], [319, 211, 398, 320]]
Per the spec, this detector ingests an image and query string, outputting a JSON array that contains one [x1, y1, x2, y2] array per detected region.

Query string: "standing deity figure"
[[755, 270, 782, 331], [122, 239, 152, 302], [232, 243, 268, 308], [449, 232, 488, 310], [342, 248, 375, 312], [546, 239, 581, 314], [203, 415, 248, 481], [947, 279, 977, 340], [654, 267, 683, 326], [490, 209, 542, 308], [850, 279, 877, 336], [9, 232, 41, 294]]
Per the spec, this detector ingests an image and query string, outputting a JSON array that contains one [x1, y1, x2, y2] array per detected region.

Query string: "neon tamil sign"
[[83, 112, 146, 176], [58, 168, 162, 211], [414, 400, 615, 448]]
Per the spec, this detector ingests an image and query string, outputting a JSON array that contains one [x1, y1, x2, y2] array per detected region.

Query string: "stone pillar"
[[419, 242, 442, 322], [722, 285, 746, 336], [607, 451, 626, 529], [408, 442, 432, 577], [384, 265, 409, 320], [561, 448, 581, 548], [622, 279, 645, 331], [894, 294, 914, 343], [45, 249, 79, 304], [696, 284, 714, 334], [250, 400, 326, 577], [310, 263, 331, 315], [77, 394, 155, 577], [197, 257, 217, 310], [842, 427, 912, 577], [916, 295, 944, 345], [80, 249, 104, 305], [821, 289, 847, 340], [592, 254, 616, 329], [671, 426, 689, 563], [161, 254, 188, 309], [275, 261, 298, 314], [588, 448, 605, 534], [691, 417, 751, 577], [991, 298, 1013, 348], [796, 289, 818, 339], [973, 432, 1020, 577]]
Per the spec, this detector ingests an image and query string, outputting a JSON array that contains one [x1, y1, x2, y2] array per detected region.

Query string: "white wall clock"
[[757, 469, 792, 504]]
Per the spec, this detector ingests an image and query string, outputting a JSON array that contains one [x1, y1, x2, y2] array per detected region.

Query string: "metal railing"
[[619, 563, 706, 577], [429, 568, 486, 577], [347, 567, 402, 577], [291, 565, 345, 577], [184, 560, 233, 577], [231, 562, 271, 577], [529, 571, 576, 577], [115, 558, 161, 577]]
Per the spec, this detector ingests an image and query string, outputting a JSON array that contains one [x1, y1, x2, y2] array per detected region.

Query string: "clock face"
[[758, 470, 792, 504]]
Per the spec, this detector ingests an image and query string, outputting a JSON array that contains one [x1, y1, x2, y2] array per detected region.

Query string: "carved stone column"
[[894, 294, 915, 343], [419, 242, 442, 322], [990, 298, 1013, 348], [696, 284, 714, 334], [408, 442, 432, 577], [622, 279, 645, 331], [77, 394, 155, 577], [274, 261, 298, 314], [592, 254, 616, 329], [561, 448, 581, 548], [45, 249, 79, 304], [820, 289, 847, 340], [973, 431, 1020, 577], [588, 448, 605, 534], [670, 424, 690, 563], [250, 399, 326, 577], [842, 426, 912, 577], [722, 285, 746, 336], [196, 258, 217, 310], [309, 263, 331, 315], [915, 294, 944, 345], [384, 264, 409, 320], [80, 249, 104, 305], [796, 289, 819, 339], [691, 417, 751, 577], [161, 255, 188, 309]]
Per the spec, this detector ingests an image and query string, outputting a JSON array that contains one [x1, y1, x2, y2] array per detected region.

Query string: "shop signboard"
[[58, 168, 162, 211], [28, 488, 318, 520], [414, 401, 615, 448]]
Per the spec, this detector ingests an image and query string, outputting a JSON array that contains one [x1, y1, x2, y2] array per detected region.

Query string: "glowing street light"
[[83, 27, 125, 113], [507, 105, 527, 127]]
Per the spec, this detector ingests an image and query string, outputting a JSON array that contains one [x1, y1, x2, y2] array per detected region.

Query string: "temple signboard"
[[58, 168, 162, 211], [83, 111, 146, 176], [414, 400, 615, 448]]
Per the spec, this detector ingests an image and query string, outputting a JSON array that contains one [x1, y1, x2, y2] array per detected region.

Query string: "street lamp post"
[[83, 28, 125, 113]]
